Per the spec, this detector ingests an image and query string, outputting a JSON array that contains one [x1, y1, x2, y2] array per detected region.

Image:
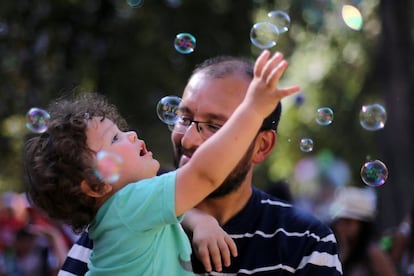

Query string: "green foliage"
[[0, 0, 412, 225]]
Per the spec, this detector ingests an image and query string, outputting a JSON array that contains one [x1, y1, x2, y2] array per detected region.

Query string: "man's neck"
[[196, 181, 253, 226]]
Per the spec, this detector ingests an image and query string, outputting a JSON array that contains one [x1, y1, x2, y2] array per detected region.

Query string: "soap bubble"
[[359, 103, 387, 131], [26, 107, 50, 133], [156, 96, 182, 125], [250, 22, 279, 49], [360, 160, 388, 187], [316, 107, 334, 126], [174, 33, 196, 54], [127, 0, 144, 8], [95, 151, 123, 183], [300, 138, 314, 152], [267, 10, 291, 34], [342, 5, 363, 31]]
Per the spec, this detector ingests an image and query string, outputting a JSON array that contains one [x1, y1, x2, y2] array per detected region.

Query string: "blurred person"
[[0, 192, 69, 276], [59, 52, 342, 275], [329, 186, 397, 276], [384, 201, 414, 275]]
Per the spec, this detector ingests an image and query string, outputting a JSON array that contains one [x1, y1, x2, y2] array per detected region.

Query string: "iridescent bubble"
[[359, 103, 387, 131], [95, 151, 122, 183], [174, 33, 196, 54], [342, 5, 363, 31], [250, 22, 279, 49], [156, 96, 182, 125], [300, 138, 314, 152], [360, 160, 388, 187], [267, 10, 291, 34], [127, 0, 144, 8], [25, 107, 50, 133], [316, 107, 334, 126]]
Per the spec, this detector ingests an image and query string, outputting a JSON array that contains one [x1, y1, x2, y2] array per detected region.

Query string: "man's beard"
[[174, 140, 255, 199], [207, 148, 253, 198]]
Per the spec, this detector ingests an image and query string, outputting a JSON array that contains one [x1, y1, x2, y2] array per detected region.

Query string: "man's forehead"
[[179, 95, 229, 122]]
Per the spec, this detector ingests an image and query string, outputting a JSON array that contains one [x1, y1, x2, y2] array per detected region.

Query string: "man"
[[59, 54, 342, 275]]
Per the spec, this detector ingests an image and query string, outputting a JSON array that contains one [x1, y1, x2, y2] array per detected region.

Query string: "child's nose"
[[128, 131, 138, 143]]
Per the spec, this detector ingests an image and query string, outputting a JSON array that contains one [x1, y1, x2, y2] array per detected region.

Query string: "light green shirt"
[[87, 171, 193, 275]]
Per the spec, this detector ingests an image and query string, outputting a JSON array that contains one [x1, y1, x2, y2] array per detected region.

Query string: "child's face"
[[86, 117, 160, 188]]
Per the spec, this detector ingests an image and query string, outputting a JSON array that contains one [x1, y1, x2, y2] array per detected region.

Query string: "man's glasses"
[[171, 116, 223, 140]]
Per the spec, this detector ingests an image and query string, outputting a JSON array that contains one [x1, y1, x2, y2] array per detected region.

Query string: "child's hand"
[[191, 216, 237, 272], [245, 50, 301, 119]]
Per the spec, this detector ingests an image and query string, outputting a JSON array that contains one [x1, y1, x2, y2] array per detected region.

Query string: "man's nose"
[[180, 123, 203, 148]]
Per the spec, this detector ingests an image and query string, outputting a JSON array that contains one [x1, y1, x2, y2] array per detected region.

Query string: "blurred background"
[[0, 0, 413, 235]]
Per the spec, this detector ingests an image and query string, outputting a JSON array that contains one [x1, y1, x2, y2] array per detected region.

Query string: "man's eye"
[[179, 117, 192, 126], [205, 124, 221, 132]]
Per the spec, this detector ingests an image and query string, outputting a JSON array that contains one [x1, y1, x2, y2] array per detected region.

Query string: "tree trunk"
[[376, 0, 414, 232]]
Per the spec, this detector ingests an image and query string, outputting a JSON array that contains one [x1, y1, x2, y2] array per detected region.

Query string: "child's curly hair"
[[24, 93, 128, 233]]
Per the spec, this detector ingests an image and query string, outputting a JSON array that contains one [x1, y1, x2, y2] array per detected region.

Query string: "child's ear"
[[81, 180, 112, 198]]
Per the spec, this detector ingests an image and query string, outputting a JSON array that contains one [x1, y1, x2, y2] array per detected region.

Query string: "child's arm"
[[175, 50, 300, 216], [182, 209, 237, 272]]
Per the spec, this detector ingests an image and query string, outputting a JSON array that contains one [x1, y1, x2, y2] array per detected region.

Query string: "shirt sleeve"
[[58, 230, 92, 276]]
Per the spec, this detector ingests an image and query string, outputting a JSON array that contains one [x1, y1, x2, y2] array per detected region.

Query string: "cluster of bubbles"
[[298, 107, 334, 154], [94, 151, 123, 183], [250, 10, 291, 49], [297, 103, 389, 187], [154, 95, 389, 188]]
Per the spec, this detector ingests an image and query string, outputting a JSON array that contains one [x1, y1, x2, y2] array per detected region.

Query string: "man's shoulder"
[[253, 187, 333, 235]]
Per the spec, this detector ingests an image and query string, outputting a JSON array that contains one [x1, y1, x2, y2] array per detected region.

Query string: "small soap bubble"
[[300, 138, 314, 152], [95, 151, 122, 183], [360, 160, 388, 187], [316, 107, 334, 126], [156, 96, 182, 125], [359, 103, 387, 131], [250, 22, 279, 49], [267, 10, 291, 34], [25, 108, 50, 133], [127, 0, 144, 8], [174, 33, 196, 54], [342, 5, 363, 31]]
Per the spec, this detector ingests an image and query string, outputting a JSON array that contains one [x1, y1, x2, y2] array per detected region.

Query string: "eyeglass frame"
[[170, 114, 275, 140], [171, 116, 223, 140]]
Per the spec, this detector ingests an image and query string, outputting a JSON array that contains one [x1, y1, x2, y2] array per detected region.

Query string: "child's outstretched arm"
[[182, 209, 237, 272], [175, 50, 300, 216]]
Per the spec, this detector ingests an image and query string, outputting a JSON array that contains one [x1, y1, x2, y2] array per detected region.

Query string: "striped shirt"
[[59, 187, 342, 275]]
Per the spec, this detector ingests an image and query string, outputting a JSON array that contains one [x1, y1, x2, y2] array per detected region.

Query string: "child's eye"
[[111, 134, 119, 144]]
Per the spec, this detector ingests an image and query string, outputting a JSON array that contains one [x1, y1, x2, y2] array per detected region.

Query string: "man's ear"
[[252, 130, 276, 163], [81, 180, 112, 198]]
